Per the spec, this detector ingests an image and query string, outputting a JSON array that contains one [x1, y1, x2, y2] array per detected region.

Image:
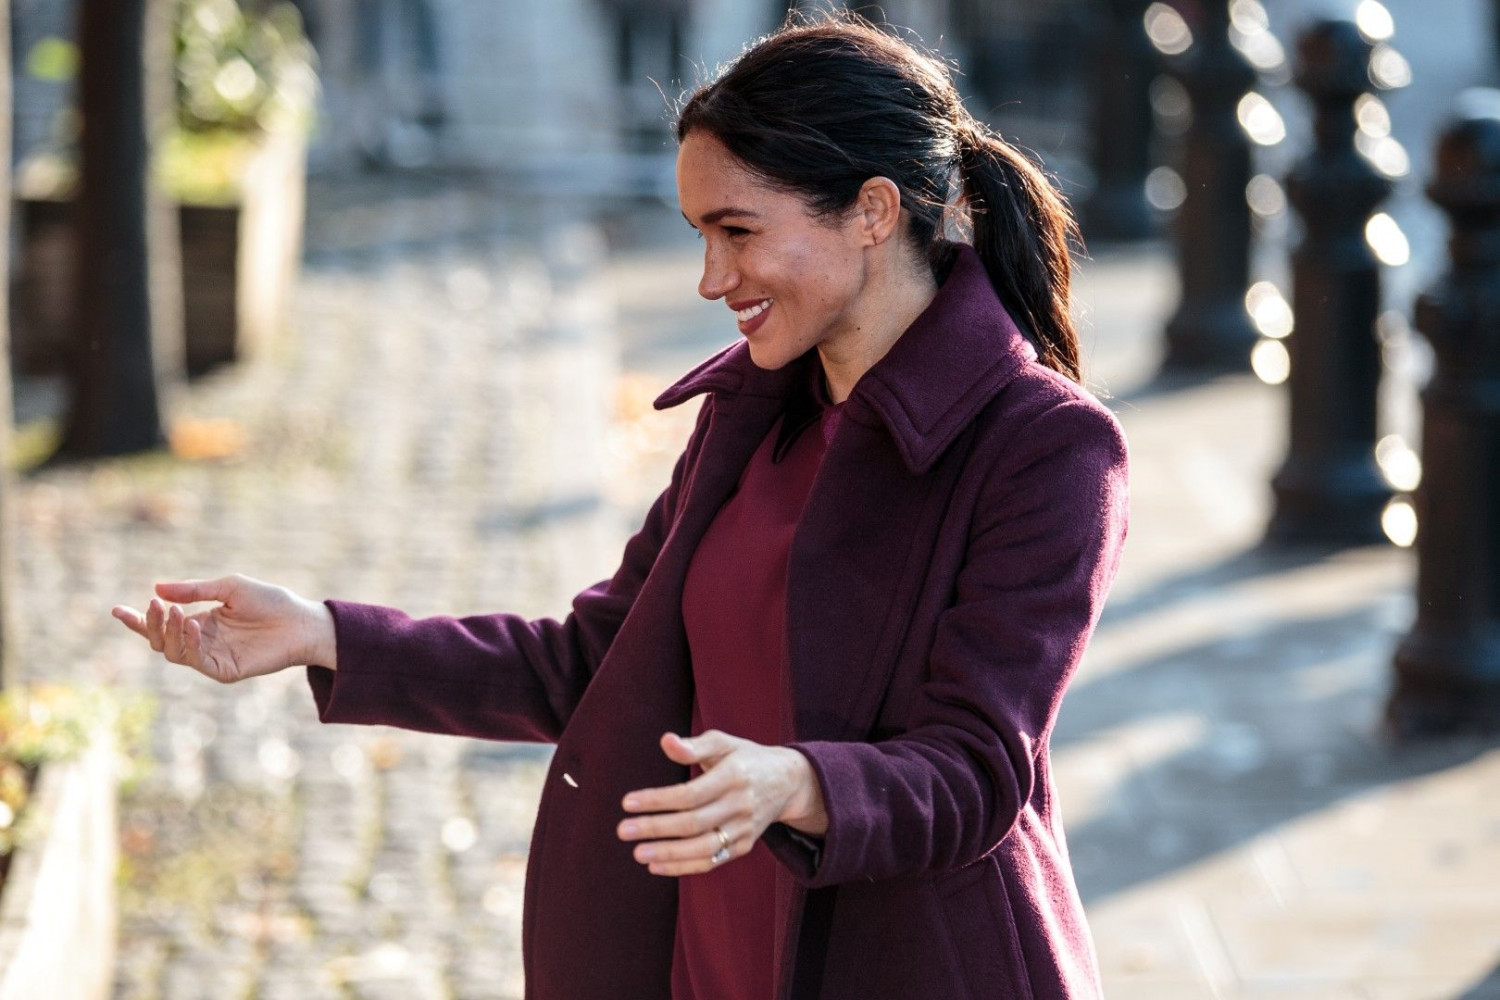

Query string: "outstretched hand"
[[111, 574, 335, 684], [617, 730, 828, 876]]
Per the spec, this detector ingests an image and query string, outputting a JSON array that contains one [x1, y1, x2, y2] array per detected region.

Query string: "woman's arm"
[[765, 397, 1129, 885], [307, 399, 713, 743]]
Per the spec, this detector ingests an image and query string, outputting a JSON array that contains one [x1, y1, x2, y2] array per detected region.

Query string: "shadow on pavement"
[[1057, 599, 1498, 905], [1458, 963, 1500, 999], [1095, 542, 1342, 631]]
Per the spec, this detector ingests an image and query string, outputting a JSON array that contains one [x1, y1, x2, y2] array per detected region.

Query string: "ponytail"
[[957, 123, 1083, 382]]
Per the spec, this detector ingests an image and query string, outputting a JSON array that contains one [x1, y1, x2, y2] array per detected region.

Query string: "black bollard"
[[1081, 0, 1160, 242], [1161, 0, 1261, 371], [1387, 93, 1500, 736], [1265, 21, 1393, 546]]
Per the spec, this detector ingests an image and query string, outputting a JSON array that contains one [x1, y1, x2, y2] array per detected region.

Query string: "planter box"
[[180, 128, 308, 376], [10, 193, 74, 376], [8, 128, 308, 378], [0, 743, 118, 1000]]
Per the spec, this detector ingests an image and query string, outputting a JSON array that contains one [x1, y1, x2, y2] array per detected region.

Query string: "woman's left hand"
[[618, 731, 828, 876]]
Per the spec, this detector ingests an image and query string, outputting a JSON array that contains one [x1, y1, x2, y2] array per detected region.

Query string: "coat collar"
[[652, 242, 1038, 475]]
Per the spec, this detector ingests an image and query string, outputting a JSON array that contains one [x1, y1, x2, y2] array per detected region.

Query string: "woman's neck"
[[818, 262, 940, 405]]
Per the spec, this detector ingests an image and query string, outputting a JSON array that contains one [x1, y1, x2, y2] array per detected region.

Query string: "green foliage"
[[175, 0, 318, 137], [155, 127, 261, 206], [17, 1, 317, 203], [0, 685, 156, 855], [25, 37, 78, 83]]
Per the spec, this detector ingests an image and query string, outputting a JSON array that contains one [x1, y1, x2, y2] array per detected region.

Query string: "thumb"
[[155, 576, 236, 604], [660, 730, 732, 766]]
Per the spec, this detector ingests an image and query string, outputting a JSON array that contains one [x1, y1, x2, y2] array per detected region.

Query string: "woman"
[[114, 14, 1128, 999]]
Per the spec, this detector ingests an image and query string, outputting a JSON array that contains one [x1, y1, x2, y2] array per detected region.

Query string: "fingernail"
[[623, 795, 640, 810], [619, 821, 639, 837], [636, 846, 655, 862]]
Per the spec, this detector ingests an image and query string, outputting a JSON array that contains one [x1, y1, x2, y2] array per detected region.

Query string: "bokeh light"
[[1237, 92, 1286, 145], [1228, 0, 1270, 33], [1150, 76, 1193, 136], [1144, 3, 1193, 56], [1355, 132, 1410, 178], [1228, 1, 1285, 73], [1365, 212, 1411, 265], [1355, 0, 1396, 42], [442, 816, 479, 853], [1382, 496, 1418, 547], [1354, 94, 1391, 137], [1245, 281, 1294, 338], [1246, 174, 1286, 217], [1251, 338, 1291, 384], [1375, 435, 1422, 492], [1369, 44, 1412, 89], [1145, 166, 1187, 211]]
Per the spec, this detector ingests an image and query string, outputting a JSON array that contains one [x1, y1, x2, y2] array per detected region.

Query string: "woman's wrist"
[[778, 748, 829, 837], [299, 598, 338, 671]]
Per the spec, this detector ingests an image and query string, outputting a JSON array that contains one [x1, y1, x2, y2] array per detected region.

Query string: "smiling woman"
[[676, 129, 939, 394], [112, 10, 1127, 1000]]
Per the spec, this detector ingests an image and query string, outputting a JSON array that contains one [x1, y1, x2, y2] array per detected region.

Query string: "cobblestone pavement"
[[14, 172, 685, 999]]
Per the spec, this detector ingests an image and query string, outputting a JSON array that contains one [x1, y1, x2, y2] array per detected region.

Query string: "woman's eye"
[[724, 227, 750, 237]]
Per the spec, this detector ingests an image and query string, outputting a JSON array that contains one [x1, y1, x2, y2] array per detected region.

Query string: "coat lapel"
[[652, 243, 1038, 742]]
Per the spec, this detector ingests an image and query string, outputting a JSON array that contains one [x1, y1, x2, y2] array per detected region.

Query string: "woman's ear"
[[854, 176, 903, 247]]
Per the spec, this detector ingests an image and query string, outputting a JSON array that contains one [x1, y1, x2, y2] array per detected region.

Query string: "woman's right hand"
[[111, 574, 337, 684]]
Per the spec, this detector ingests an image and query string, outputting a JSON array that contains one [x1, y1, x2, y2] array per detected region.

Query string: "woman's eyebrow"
[[681, 207, 762, 227]]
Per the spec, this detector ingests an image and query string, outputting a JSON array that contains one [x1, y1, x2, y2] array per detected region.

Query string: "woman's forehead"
[[677, 133, 792, 220]]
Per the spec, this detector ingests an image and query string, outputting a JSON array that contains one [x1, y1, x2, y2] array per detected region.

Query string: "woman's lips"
[[737, 300, 772, 336]]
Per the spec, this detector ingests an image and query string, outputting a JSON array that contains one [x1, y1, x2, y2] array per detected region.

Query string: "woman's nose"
[[698, 249, 739, 301]]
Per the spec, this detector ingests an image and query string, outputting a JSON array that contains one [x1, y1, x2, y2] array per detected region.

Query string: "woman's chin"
[[743, 339, 799, 371]]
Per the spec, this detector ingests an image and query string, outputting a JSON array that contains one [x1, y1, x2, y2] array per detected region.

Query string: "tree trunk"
[[57, 0, 173, 457], [0, 0, 16, 689]]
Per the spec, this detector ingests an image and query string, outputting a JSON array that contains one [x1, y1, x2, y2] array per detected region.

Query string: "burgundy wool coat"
[[306, 243, 1130, 999]]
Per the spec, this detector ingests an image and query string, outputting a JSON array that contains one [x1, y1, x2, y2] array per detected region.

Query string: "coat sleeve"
[[304, 399, 712, 743], [766, 396, 1129, 886]]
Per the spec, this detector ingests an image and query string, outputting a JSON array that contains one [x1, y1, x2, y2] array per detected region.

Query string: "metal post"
[[1266, 20, 1393, 546], [1081, 0, 1159, 242], [1387, 92, 1500, 736], [1161, 0, 1260, 371]]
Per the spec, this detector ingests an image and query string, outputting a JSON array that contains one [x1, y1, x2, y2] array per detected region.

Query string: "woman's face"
[[676, 130, 870, 370]]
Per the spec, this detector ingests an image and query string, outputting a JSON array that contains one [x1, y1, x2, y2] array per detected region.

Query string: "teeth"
[[736, 298, 772, 322]]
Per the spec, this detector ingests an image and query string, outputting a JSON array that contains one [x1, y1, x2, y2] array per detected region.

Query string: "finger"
[[633, 821, 746, 865], [618, 796, 737, 843], [623, 764, 734, 815], [146, 599, 166, 653], [164, 604, 186, 663], [643, 826, 757, 876], [184, 619, 215, 677], [155, 576, 234, 605], [111, 606, 150, 639], [659, 730, 736, 767]]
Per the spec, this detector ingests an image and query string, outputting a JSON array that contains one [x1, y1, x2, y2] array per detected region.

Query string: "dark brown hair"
[[674, 12, 1082, 382]]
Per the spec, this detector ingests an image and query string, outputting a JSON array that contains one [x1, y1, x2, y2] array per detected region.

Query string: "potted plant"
[[10, 0, 318, 378], [0, 685, 151, 1000], [167, 0, 318, 375]]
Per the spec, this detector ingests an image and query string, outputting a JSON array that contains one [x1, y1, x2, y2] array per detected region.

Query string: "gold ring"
[[711, 826, 731, 864], [714, 826, 730, 851]]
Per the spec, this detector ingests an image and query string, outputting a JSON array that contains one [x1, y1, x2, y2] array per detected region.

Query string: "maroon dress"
[[671, 362, 845, 1000]]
